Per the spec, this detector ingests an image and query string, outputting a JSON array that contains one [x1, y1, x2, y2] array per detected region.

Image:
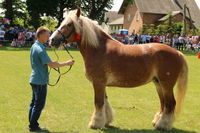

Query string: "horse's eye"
[[67, 23, 72, 27]]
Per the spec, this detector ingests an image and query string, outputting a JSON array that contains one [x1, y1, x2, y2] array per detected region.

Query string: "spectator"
[[18, 31, 25, 47], [178, 35, 185, 51], [11, 39, 17, 47], [0, 28, 5, 41], [172, 35, 179, 49]]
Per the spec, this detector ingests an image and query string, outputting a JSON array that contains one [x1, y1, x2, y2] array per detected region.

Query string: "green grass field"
[[0, 47, 199, 133]]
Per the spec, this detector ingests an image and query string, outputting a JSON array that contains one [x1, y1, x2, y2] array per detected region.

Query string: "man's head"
[[36, 26, 50, 44]]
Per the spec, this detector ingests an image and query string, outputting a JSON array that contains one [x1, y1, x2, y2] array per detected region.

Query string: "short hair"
[[36, 26, 50, 38]]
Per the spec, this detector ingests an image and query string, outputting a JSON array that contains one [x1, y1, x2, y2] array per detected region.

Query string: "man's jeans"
[[29, 84, 47, 129]]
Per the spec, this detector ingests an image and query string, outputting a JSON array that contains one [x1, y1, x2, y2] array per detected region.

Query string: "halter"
[[57, 26, 75, 44], [48, 26, 75, 86]]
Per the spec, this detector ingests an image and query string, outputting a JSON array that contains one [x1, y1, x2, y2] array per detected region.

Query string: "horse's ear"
[[76, 8, 81, 18], [63, 8, 69, 18]]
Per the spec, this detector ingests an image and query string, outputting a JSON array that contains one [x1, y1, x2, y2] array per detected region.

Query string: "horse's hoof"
[[154, 119, 172, 131], [88, 121, 105, 129], [105, 124, 110, 127], [88, 124, 103, 129], [154, 113, 174, 131], [152, 112, 162, 127], [88, 125, 99, 129], [155, 124, 172, 131]]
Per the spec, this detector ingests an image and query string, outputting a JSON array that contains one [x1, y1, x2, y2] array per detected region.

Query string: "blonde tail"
[[176, 53, 188, 114]]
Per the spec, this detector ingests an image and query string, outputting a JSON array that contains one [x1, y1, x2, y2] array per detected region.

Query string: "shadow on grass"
[[100, 126, 197, 133], [32, 130, 69, 133]]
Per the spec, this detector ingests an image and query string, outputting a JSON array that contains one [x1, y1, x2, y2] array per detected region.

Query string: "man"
[[0, 28, 5, 41], [29, 26, 75, 132]]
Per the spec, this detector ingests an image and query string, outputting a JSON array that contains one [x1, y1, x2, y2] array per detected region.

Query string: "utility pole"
[[182, 4, 187, 37]]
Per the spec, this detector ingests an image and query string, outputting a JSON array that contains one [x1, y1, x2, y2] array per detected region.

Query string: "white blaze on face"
[[49, 16, 70, 45], [49, 30, 58, 41]]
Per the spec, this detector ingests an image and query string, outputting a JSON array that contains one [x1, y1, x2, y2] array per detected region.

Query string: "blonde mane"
[[63, 10, 114, 48]]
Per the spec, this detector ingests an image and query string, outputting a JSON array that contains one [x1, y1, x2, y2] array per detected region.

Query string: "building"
[[105, 11, 124, 34], [118, 0, 200, 34]]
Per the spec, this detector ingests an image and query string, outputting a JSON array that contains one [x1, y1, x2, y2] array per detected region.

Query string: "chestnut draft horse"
[[49, 9, 188, 131]]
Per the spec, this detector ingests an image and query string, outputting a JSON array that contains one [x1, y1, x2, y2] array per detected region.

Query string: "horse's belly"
[[106, 79, 152, 87], [106, 72, 153, 87]]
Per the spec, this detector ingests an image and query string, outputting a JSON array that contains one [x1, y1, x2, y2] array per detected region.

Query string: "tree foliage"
[[80, 0, 113, 24], [26, 0, 113, 29], [2, 0, 26, 24], [142, 13, 186, 36]]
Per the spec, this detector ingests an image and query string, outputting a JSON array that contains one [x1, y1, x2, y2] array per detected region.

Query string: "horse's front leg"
[[88, 83, 106, 129]]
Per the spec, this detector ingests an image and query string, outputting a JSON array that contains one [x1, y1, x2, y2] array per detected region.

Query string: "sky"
[[195, 0, 200, 8], [110, 0, 200, 11], [110, 0, 124, 11]]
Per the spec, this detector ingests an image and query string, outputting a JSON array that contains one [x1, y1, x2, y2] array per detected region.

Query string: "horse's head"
[[49, 8, 82, 48]]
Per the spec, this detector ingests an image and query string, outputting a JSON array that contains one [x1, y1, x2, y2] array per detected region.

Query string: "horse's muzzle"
[[49, 37, 63, 48]]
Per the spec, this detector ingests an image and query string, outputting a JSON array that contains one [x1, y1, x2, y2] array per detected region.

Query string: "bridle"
[[57, 25, 75, 44], [48, 26, 75, 86]]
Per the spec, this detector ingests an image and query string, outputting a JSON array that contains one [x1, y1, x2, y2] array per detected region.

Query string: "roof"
[[109, 17, 124, 25], [158, 11, 181, 21], [119, 0, 180, 14], [179, 0, 200, 27], [118, 0, 200, 27], [105, 11, 124, 23], [135, 0, 180, 14]]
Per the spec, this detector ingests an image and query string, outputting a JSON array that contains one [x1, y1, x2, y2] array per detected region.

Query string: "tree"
[[156, 24, 168, 35], [164, 12, 174, 37], [26, 0, 77, 28], [26, 0, 113, 29], [54, 0, 81, 26], [41, 16, 58, 31], [26, 0, 58, 29], [2, 0, 14, 23], [80, 0, 113, 24], [142, 24, 148, 34], [2, 0, 26, 25]]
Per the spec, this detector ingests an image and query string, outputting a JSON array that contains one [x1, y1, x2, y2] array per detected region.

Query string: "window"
[[127, 14, 131, 22]]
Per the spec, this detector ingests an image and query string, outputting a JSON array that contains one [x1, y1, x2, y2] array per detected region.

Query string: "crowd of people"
[[0, 18, 36, 47], [112, 33, 200, 52], [1, 18, 200, 52]]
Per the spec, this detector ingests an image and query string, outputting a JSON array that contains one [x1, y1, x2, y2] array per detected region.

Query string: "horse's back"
[[105, 41, 186, 87]]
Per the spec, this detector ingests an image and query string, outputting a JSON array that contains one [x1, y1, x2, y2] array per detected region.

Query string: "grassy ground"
[[0, 46, 199, 133]]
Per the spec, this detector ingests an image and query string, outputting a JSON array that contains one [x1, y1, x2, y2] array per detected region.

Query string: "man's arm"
[[48, 60, 75, 68]]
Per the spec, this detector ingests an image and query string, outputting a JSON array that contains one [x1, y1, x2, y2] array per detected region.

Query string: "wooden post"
[[183, 4, 187, 37]]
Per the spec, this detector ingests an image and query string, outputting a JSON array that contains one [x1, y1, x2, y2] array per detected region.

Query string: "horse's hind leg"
[[154, 81, 176, 131], [89, 83, 106, 129], [152, 78, 164, 127], [104, 92, 114, 126]]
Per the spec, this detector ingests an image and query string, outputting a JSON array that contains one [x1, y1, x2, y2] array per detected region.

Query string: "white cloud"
[[110, 0, 123, 11], [195, 0, 200, 9]]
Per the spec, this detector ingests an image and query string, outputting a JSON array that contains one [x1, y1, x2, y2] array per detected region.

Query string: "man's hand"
[[48, 60, 75, 68], [65, 60, 75, 66]]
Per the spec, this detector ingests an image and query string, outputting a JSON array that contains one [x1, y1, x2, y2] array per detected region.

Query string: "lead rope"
[[48, 45, 73, 86]]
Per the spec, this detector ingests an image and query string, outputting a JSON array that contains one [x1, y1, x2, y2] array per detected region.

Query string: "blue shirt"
[[29, 41, 52, 85]]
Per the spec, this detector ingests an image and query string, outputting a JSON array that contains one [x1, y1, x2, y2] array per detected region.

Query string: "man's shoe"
[[29, 126, 49, 132]]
